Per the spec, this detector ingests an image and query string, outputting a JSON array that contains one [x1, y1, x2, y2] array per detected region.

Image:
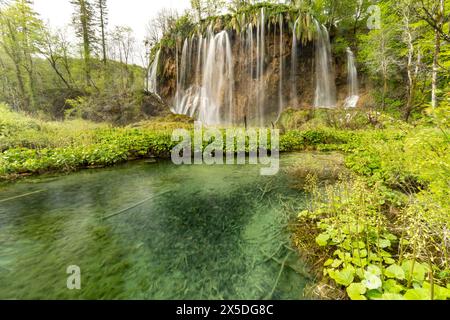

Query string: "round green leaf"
[[330, 267, 355, 287], [378, 239, 391, 248], [362, 272, 382, 290], [347, 283, 367, 300], [324, 259, 334, 267], [404, 288, 431, 300], [402, 260, 428, 283], [385, 264, 405, 280], [367, 264, 382, 276], [383, 279, 404, 294], [316, 233, 330, 246], [381, 293, 405, 300]]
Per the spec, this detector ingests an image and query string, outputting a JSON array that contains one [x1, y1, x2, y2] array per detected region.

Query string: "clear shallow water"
[[0, 155, 312, 299]]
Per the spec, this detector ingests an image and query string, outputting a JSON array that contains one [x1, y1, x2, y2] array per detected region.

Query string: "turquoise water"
[[0, 155, 312, 299]]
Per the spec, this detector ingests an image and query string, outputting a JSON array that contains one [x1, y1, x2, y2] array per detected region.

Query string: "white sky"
[[34, 0, 191, 42]]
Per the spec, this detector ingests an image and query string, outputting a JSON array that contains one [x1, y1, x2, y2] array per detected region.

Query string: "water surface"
[[0, 154, 312, 299]]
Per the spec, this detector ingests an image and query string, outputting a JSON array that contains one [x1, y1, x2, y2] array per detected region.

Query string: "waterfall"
[[172, 39, 190, 115], [173, 30, 234, 126], [180, 39, 189, 92], [256, 8, 266, 127], [277, 14, 284, 122], [314, 21, 336, 108], [199, 31, 234, 125], [196, 35, 203, 86], [344, 47, 359, 108], [170, 14, 341, 126], [291, 17, 299, 109], [246, 23, 254, 123], [148, 49, 161, 95]]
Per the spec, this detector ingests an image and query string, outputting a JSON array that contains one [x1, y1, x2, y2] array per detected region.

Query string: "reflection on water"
[[0, 155, 312, 299]]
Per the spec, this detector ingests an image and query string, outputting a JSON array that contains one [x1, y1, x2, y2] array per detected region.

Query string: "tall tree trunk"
[[99, 0, 107, 66], [12, 58, 28, 110], [403, 12, 420, 122], [382, 74, 387, 110], [431, 0, 444, 108], [4, 21, 28, 110], [79, 0, 91, 86]]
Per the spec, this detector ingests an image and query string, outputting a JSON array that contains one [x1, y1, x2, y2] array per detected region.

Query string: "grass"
[[0, 104, 188, 180]]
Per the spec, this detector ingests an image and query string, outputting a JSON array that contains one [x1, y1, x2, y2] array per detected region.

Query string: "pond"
[[0, 154, 314, 299]]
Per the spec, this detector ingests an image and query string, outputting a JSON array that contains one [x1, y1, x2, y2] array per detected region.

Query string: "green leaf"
[[347, 283, 367, 300], [366, 289, 383, 300], [362, 272, 382, 290], [379, 250, 392, 257], [368, 253, 382, 262], [404, 288, 431, 300], [316, 233, 330, 246], [352, 241, 366, 249], [422, 283, 450, 300], [402, 260, 428, 283], [384, 257, 395, 264], [385, 264, 405, 280], [381, 293, 405, 300], [352, 257, 368, 267], [298, 210, 309, 218], [331, 259, 343, 268], [383, 233, 398, 241], [329, 267, 355, 287], [367, 265, 382, 276], [324, 259, 334, 267], [353, 249, 368, 258], [378, 239, 391, 248], [383, 279, 404, 294]]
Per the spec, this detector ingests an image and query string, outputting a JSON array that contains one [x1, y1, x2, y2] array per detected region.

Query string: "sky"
[[33, 0, 191, 42]]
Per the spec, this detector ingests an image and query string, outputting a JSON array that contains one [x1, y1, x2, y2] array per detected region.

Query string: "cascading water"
[[344, 47, 359, 108], [148, 49, 161, 95], [291, 17, 299, 109], [173, 30, 234, 125], [199, 31, 234, 125], [256, 8, 266, 127], [246, 23, 254, 123], [277, 14, 284, 122], [195, 35, 203, 86], [314, 20, 336, 108], [171, 14, 341, 126]]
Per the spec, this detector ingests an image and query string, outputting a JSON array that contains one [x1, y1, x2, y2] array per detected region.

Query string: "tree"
[[190, 0, 226, 21], [108, 25, 135, 88], [71, 0, 96, 87], [96, 0, 108, 66], [0, 0, 43, 111], [39, 25, 73, 90], [190, 0, 202, 22], [396, 0, 423, 120], [431, 0, 444, 108], [358, 3, 401, 110], [414, 0, 449, 108]]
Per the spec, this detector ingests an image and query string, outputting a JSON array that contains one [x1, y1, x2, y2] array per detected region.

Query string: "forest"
[[0, 0, 449, 301]]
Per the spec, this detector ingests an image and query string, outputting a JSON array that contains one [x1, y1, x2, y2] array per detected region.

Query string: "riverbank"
[[0, 104, 359, 181]]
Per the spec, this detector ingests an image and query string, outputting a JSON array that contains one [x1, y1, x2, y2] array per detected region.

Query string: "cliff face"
[[156, 28, 348, 125]]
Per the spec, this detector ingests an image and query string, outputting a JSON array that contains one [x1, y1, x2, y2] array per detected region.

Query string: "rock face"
[[141, 92, 171, 117], [156, 27, 348, 126]]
